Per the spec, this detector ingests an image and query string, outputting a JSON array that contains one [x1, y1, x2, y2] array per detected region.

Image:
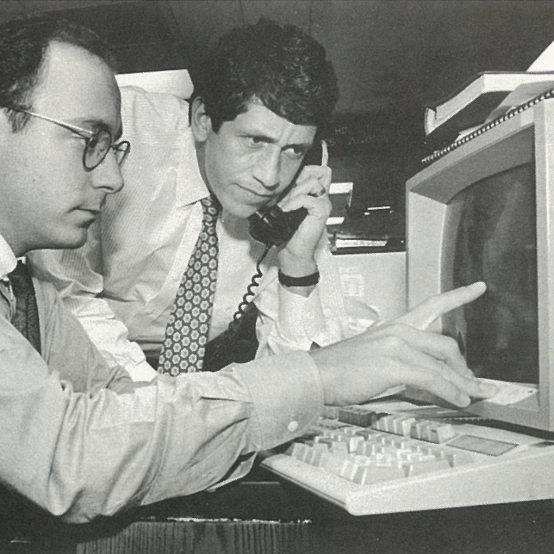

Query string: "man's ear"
[[190, 97, 212, 143]]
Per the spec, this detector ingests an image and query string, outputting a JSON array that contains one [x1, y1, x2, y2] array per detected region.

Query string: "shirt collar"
[[175, 127, 211, 208], [0, 234, 17, 279]]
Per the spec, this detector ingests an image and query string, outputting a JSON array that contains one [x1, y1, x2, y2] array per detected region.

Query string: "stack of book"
[[330, 207, 405, 254], [424, 71, 554, 148]]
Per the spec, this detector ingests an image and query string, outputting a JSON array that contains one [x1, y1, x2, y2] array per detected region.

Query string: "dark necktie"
[[158, 196, 220, 375], [8, 261, 41, 354]]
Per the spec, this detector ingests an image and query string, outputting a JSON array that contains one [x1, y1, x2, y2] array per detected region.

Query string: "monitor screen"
[[444, 163, 538, 385], [406, 99, 554, 432]]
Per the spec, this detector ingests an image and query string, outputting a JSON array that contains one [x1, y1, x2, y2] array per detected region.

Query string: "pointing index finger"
[[400, 281, 487, 331]]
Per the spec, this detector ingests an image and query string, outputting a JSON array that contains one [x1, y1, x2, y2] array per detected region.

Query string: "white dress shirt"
[[28, 87, 378, 380]]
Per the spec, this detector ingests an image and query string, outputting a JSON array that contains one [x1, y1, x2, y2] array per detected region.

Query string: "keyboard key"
[[353, 463, 405, 485], [322, 453, 353, 477]]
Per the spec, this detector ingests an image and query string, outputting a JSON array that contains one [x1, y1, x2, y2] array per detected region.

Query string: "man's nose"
[[252, 147, 281, 190], [91, 151, 124, 194]]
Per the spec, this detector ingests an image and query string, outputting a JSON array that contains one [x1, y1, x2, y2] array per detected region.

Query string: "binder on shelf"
[[424, 71, 554, 140], [422, 86, 554, 166], [331, 209, 405, 254], [423, 40, 554, 165], [447, 80, 554, 143]]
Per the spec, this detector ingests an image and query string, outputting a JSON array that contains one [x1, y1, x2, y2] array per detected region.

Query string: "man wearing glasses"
[[0, 15, 494, 526]]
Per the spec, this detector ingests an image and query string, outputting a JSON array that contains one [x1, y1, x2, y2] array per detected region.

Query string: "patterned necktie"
[[9, 261, 42, 354], [158, 196, 220, 375]]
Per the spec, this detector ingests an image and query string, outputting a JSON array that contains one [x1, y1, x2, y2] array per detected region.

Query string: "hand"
[[277, 165, 332, 277], [310, 282, 497, 407]]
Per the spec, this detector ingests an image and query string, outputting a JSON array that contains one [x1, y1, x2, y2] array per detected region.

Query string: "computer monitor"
[[406, 98, 554, 433]]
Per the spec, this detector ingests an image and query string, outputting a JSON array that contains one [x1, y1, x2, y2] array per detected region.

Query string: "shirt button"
[[287, 421, 299, 433]]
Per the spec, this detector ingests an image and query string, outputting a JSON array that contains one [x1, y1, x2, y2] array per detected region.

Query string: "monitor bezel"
[[406, 99, 554, 432]]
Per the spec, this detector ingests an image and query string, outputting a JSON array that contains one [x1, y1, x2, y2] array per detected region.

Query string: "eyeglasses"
[[6, 107, 131, 171]]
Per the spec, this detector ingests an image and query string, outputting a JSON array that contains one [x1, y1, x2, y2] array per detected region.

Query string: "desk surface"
[[4, 466, 554, 554]]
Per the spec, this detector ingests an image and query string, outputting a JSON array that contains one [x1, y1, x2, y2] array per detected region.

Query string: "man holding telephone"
[[30, 18, 379, 378]]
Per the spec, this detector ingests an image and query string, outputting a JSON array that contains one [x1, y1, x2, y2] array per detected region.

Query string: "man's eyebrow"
[[243, 131, 312, 151], [241, 130, 274, 142]]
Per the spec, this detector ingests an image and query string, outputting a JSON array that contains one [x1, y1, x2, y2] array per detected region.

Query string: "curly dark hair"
[[0, 16, 117, 132], [189, 18, 339, 134]]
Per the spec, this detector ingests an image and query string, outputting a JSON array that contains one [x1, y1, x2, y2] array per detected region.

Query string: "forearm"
[[0, 343, 321, 523]]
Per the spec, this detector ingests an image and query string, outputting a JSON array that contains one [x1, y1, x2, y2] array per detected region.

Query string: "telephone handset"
[[247, 204, 307, 248], [247, 140, 328, 247]]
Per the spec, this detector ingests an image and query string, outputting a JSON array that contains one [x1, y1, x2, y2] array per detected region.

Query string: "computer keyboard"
[[260, 400, 554, 515]]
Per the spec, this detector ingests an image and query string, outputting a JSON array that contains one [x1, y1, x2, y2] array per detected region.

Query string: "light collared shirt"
[[28, 87, 378, 380], [0, 234, 323, 523]]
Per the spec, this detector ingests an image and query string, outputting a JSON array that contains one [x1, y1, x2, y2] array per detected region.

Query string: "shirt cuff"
[[235, 351, 323, 451], [277, 285, 325, 341]]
